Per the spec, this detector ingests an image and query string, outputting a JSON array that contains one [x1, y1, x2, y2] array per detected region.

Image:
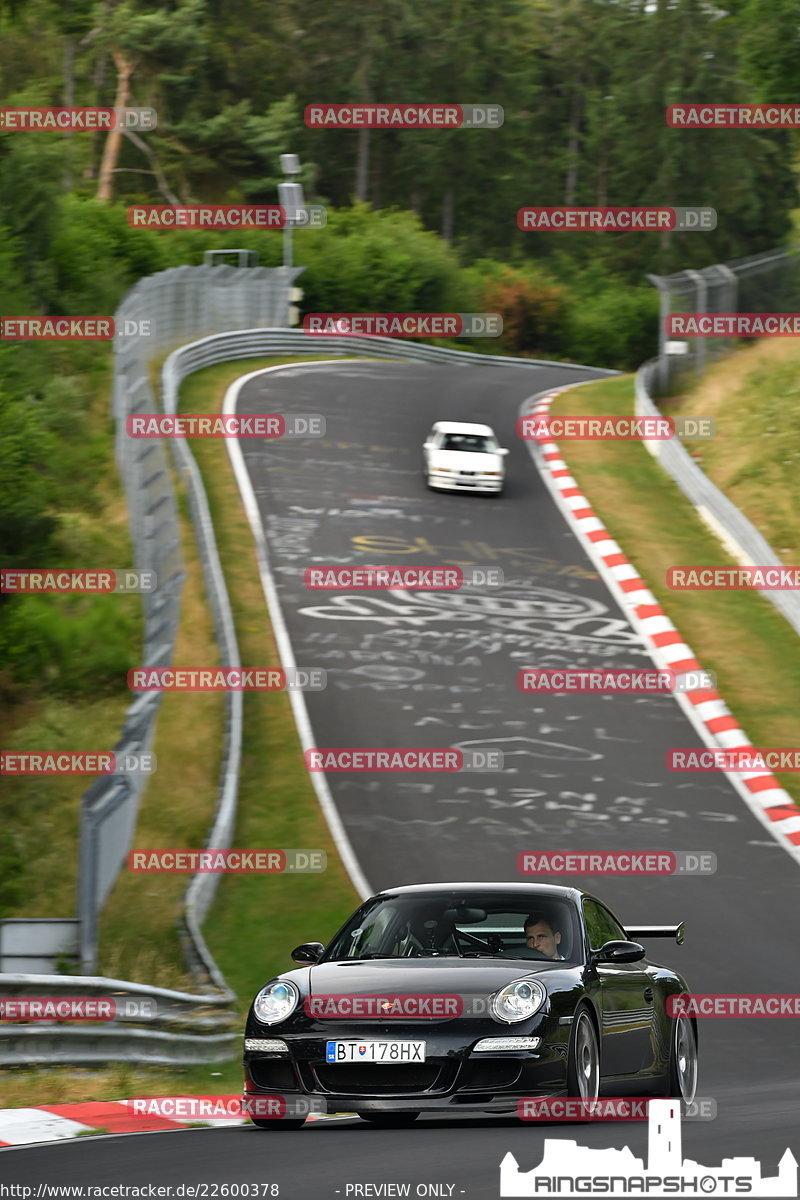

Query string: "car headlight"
[[490, 979, 546, 1024], [253, 980, 300, 1025]]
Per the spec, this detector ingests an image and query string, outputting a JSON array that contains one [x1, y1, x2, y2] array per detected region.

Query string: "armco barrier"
[[0, 975, 239, 1066], [635, 358, 800, 636]]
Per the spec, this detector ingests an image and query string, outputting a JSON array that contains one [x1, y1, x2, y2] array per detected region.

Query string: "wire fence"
[[647, 244, 800, 395]]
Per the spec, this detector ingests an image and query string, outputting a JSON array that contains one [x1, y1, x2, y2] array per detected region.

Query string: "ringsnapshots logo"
[[500, 1098, 796, 1198], [304, 103, 503, 129], [303, 565, 503, 590], [518, 851, 717, 876], [127, 849, 326, 873], [0, 996, 156, 1021], [126, 414, 325, 438], [305, 747, 503, 773], [128, 668, 326, 691], [518, 206, 716, 232], [1, 569, 156, 593], [1, 752, 155, 776], [302, 313, 502, 337], [518, 668, 717, 694], [0, 107, 156, 131]]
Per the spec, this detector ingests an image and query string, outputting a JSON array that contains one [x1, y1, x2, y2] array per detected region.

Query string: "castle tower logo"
[[500, 1100, 798, 1197]]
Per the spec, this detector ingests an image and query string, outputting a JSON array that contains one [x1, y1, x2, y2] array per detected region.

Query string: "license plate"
[[325, 1040, 426, 1063]]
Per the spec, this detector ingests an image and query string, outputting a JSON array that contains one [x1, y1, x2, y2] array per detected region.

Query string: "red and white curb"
[[0, 1100, 335, 1147], [521, 382, 800, 864]]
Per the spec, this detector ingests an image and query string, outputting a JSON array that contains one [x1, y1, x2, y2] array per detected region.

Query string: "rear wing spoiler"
[[626, 922, 685, 945]]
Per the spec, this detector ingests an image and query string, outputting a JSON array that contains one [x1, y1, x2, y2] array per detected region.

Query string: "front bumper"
[[243, 1023, 565, 1114], [428, 471, 503, 493]]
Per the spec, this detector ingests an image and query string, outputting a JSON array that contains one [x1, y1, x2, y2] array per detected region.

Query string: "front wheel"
[[566, 1007, 600, 1111], [359, 1112, 420, 1127], [668, 1015, 698, 1104]]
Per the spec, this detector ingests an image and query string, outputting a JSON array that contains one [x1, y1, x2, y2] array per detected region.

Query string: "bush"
[[0, 593, 139, 699]]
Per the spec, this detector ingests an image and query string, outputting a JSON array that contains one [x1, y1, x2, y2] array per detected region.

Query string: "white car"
[[422, 421, 508, 495]]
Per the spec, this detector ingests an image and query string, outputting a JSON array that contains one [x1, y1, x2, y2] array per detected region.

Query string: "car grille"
[[248, 1060, 299, 1090], [313, 1064, 443, 1095], [458, 1060, 523, 1091]]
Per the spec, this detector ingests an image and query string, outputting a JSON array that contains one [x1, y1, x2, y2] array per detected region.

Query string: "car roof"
[[431, 422, 496, 435], [375, 882, 582, 902]]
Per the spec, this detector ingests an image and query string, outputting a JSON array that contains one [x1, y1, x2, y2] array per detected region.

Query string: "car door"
[[582, 898, 656, 1076]]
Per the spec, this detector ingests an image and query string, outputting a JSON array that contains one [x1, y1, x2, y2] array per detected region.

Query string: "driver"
[[523, 913, 564, 960]]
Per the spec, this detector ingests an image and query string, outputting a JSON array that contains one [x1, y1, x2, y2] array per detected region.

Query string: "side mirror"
[[498, 447, 509, 456], [291, 941, 325, 965], [423, 441, 435, 451], [592, 940, 646, 964]]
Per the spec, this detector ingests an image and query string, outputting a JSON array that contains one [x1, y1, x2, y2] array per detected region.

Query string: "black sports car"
[[242, 882, 697, 1128]]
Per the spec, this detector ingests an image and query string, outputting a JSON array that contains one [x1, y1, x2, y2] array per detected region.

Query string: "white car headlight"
[[253, 980, 300, 1025], [490, 979, 546, 1024]]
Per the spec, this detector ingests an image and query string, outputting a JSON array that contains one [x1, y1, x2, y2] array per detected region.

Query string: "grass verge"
[[549, 374, 800, 803]]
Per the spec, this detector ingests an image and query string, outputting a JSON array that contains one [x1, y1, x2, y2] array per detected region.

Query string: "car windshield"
[[440, 433, 497, 453], [322, 892, 583, 964]]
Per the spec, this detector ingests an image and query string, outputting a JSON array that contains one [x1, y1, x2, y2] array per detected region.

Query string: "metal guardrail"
[[77, 265, 301, 981], [636, 358, 800, 637], [0, 976, 239, 1066]]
